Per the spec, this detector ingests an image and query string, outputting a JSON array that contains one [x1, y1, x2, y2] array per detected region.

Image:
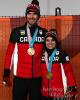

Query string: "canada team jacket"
[[4, 23, 47, 78], [41, 50, 76, 97]]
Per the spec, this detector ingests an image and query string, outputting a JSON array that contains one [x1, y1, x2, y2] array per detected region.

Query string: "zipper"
[[32, 55, 34, 78], [48, 80, 50, 96]]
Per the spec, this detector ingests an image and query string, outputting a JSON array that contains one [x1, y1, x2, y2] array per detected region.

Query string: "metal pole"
[[55, 7, 61, 16]]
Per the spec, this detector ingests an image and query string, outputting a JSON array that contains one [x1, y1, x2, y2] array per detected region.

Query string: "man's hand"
[[3, 76, 12, 87], [3, 69, 12, 87]]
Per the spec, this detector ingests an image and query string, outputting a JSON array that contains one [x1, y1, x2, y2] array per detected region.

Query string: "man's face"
[[26, 12, 38, 26]]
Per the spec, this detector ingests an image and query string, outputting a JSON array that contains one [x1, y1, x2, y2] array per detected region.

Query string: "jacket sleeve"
[[60, 52, 76, 87], [4, 29, 17, 70]]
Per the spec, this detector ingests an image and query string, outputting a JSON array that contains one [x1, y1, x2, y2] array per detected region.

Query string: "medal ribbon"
[[27, 25, 38, 48], [45, 48, 57, 72]]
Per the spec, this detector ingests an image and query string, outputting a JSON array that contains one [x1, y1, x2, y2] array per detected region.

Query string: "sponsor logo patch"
[[39, 30, 42, 35], [65, 56, 69, 61], [20, 30, 25, 35]]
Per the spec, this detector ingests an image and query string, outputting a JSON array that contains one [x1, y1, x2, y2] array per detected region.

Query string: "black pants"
[[42, 96, 67, 100], [13, 76, 42, 100]]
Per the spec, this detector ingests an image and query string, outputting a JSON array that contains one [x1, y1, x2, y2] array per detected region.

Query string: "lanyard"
[[45, 48, 57, 72], [27, 25, 38, 48]]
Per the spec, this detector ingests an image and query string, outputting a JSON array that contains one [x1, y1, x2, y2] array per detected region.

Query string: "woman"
[[41, 29, 77, 100]]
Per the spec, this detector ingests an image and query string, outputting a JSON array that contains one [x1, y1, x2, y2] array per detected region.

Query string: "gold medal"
[[46, 72, 53, 80], [27, 48, 35, 56]]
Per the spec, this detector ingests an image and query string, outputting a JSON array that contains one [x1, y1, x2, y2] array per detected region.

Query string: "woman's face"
[[46, 36, 56, 50]]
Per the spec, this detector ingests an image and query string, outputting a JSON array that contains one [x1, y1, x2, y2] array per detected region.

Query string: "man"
[[3, 0, 47, 100]]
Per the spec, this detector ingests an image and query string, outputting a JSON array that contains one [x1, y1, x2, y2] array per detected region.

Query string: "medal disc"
[[27, 48, 35, 55], [46, 72, 53, 80]]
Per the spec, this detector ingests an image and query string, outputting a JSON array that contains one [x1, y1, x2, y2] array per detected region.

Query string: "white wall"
[[0, 0, 80, 16]]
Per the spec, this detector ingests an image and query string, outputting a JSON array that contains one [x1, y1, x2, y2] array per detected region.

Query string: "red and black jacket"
[[4, 23, 47, 78], [41, 49, 76, 98]]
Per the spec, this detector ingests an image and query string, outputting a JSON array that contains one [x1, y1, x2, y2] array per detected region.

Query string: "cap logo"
[[27, 4, 40, 10]]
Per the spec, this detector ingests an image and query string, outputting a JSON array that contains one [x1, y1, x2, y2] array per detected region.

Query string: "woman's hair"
[[44, 29, 61, 50]]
